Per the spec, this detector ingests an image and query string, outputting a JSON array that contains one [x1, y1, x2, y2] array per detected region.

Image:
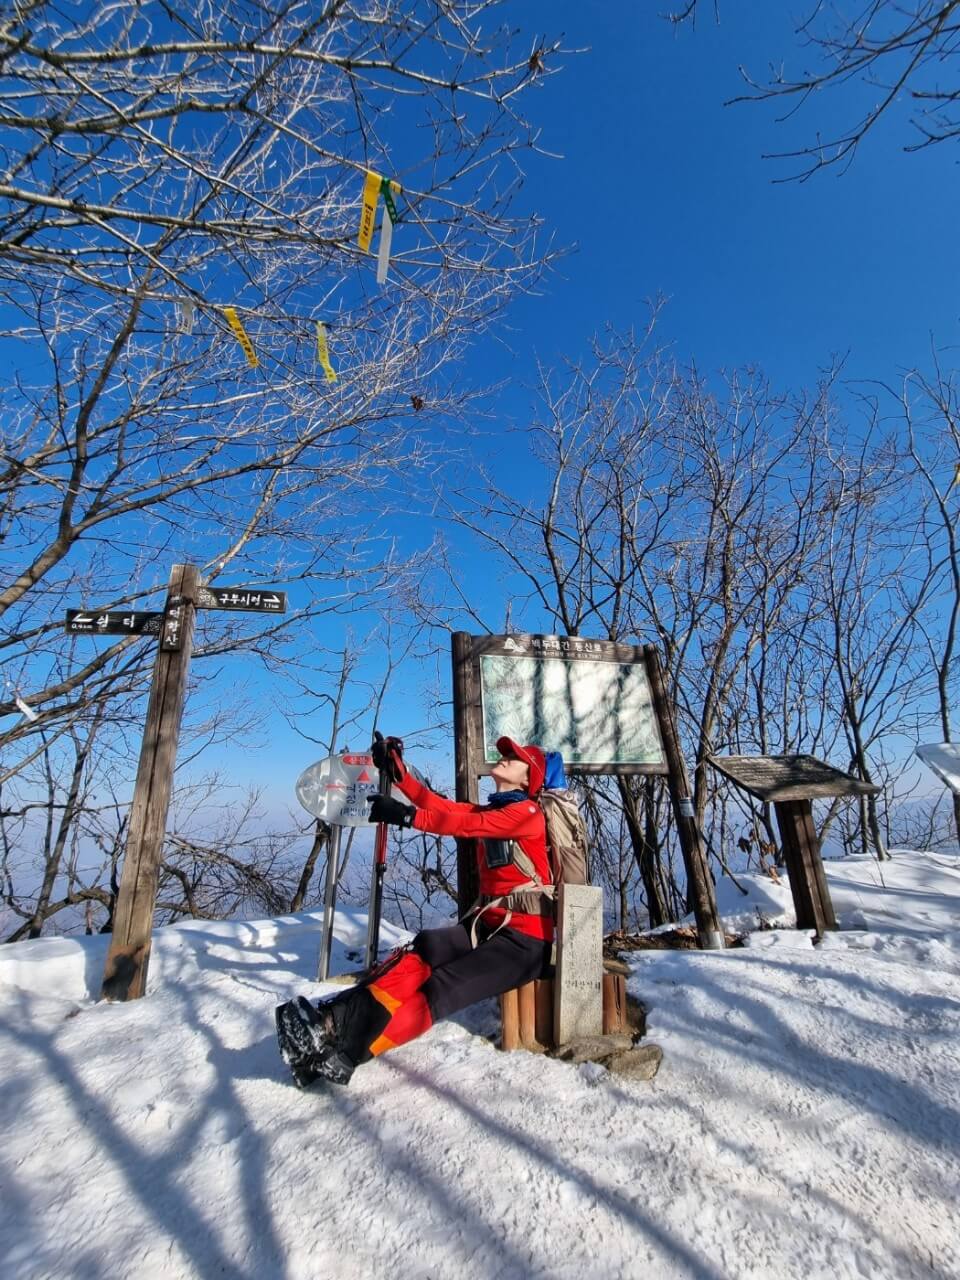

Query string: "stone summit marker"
[[553, 884, 604, 1044]]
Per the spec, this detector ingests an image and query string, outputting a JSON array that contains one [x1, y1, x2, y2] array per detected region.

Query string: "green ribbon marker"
[[380, 177, 400, 224]]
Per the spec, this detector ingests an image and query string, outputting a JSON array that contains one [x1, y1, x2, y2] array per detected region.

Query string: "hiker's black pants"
[[414, 922, 553, 1021], [334, 923, 552, 1065]]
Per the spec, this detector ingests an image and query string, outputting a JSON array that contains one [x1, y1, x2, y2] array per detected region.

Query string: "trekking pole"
[[364, 755, 392, 969]]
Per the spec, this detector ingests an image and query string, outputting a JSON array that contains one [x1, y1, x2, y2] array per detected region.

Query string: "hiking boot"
[[275, 996, 340, 1070], [288, 1056, 321, 1090], [295, 995, 341, 1054], [311, 1046, 356, 1086]]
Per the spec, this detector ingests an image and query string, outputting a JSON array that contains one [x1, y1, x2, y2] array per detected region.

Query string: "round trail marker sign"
[[296, 753, 380, 826]]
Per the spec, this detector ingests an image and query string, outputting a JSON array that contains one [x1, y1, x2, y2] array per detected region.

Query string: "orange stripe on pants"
[[369, 992, 433, 1056], [365, 951, 433, 1057]]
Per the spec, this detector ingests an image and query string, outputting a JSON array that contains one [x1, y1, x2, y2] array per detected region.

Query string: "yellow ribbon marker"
[[316, 321, 337, 383], [358, 169, 382, 252], [222, 306, 259, 368], [358, 169, 402, 282]]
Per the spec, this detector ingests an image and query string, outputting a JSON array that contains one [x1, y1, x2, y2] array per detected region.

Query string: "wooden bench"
[[500, 957, 629, 1051]]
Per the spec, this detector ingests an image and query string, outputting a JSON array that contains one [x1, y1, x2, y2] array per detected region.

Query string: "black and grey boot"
[[275, 998, 357, 1089], [275, 984, 387, 1088], [288, 1055, 322, 1090], [275, 996, 339, 1077], [310, 1046, 356, 1086]]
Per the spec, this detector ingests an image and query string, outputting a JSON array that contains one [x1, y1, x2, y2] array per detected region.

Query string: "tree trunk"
[[290, 820, 330, 913], [617, 775, 671, 927], [27, 742, 88, 938]]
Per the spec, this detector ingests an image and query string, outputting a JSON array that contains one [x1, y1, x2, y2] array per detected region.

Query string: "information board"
[[451, 630, 723, 947], [477, 637, 666, 768]]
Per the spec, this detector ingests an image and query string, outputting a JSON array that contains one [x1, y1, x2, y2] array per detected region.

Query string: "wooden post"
[[774, 800, 822, 934], [602, 972, 626, 1035], [534, 979, 554, 1047], [500, 988, 520, 1050], [451, 632, 480, 915], [644, 645, 725, 950], [797, 802, 838, 931], [518, 981, 537, 1049], [774, 799, 837, 936], [101, 564, 198, 1000]]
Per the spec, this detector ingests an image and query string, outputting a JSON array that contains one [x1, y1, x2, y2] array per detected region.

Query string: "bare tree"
[[671, 1, 960, 176], [413, 326, 941, 926], [578, 774, 678, 930], [440, 331, 840, 877], [893, 363, 960, 845], [378, 825, 460, 934], [809, 420, 941, 858], [1, 0, 566, 935], [0, 618, 435, 938]]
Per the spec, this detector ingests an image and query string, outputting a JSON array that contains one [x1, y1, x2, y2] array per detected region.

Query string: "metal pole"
[[317, 824, 343, 981]]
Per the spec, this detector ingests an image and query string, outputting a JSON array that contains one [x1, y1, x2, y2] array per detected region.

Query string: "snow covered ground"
[[1, 850, 958, 1280]]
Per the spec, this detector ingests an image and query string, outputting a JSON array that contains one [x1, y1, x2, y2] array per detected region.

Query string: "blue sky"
[[216, 2, 959, 808], [491, 3, 957, 392]]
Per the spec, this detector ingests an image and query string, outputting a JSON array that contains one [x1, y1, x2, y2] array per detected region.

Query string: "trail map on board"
[[479, 653, 666, 767]]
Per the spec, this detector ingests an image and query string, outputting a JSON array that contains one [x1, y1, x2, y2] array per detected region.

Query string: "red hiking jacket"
[[396, 774, 553, 941]]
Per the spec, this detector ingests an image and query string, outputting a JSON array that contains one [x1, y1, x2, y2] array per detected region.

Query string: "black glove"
[[367, 794, 415, 828], [371, 730, 405, 782]]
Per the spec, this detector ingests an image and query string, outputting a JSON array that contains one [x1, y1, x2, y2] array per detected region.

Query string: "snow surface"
[[2, 851, 959, 1280]]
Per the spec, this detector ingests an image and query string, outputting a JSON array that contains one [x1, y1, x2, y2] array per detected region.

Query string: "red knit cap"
[[496, 737, 546, 797]]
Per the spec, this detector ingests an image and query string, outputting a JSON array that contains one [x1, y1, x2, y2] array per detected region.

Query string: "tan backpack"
[[539, 789, 590, 887]]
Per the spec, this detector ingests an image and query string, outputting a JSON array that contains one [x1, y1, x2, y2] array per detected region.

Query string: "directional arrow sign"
[[195, 586, 287, 612], [66, 610, 164, 636]]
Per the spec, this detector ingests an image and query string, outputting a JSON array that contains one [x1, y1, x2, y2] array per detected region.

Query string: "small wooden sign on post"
[[708, 753, 880, 938], [66, 610, 163, 636]]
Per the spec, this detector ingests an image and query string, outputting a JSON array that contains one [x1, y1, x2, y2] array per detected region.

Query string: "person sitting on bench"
[[275, 733, 553, 1087]]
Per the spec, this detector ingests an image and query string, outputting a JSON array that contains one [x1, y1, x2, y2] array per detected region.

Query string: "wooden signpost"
[[707, 753, 880, 938], [64, 564, 287, 1001], [451, 631, 726, 1051], [100, 564, 198, 1000]]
